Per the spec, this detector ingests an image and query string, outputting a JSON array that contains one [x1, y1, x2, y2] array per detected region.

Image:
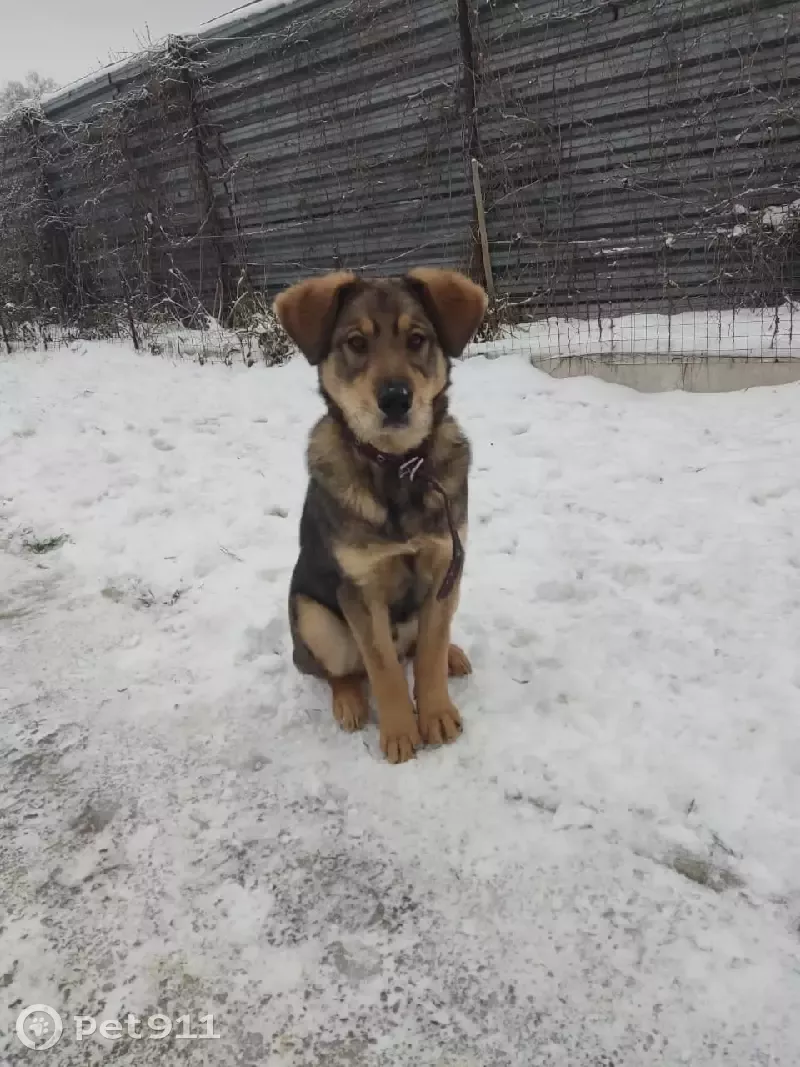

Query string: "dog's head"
[[273, 269, 487, 454]]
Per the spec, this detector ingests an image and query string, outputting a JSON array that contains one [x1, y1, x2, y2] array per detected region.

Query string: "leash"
[[354, 440, 464, 602]]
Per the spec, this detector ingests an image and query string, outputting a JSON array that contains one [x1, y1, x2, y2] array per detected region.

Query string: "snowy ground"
[[1, 342, 799, 1066], [472, 303, 799, 364]]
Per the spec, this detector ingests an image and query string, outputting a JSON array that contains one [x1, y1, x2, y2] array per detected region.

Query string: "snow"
[[715, 200, 800, 245], [197, 0, 295, 34], [472, 304, 799, 364], [2, 342, 800, 1065], [759, 199, 800, 232]]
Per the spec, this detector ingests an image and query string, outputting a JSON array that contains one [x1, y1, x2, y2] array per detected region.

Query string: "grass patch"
[[669, 848, 744, 893], [101, 582, 186, 609], [0, 606, 33, 621], [22, 533, 69, 555]]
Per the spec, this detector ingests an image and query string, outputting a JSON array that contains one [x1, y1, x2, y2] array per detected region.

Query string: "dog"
[[274, 268, 487, 763]]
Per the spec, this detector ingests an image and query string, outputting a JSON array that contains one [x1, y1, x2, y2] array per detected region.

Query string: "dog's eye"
[[347, 335, 368, 355], [407, 332, 426, 352]]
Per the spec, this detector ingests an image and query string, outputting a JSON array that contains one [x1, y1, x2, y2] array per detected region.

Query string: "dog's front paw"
[[418, 701, 462, 746], [380, 716, 421, 764]]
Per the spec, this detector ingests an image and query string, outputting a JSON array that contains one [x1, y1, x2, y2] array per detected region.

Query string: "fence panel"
[[475, 0, 800, 320], [193, 0, 475, 296], [1, 0, 798, 360]]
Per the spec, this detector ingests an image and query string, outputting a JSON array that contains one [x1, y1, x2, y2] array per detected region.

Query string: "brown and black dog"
[[274, 268, 487, 763]]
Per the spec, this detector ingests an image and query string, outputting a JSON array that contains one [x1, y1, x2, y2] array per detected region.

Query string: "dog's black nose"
[[377, 379, 412, 422]]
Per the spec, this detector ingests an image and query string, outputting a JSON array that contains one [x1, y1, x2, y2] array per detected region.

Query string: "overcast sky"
[[1, 0, 247, 89]]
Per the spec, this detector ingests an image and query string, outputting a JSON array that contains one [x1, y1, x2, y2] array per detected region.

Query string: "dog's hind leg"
[[405, 641, 472, 677], [293, 595, 369, 732], [447, 644, 472, 677], [331, 675, 370, 732]]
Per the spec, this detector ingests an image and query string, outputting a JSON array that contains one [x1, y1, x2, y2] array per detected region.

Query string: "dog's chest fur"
[[290, 414, 469, 623], [308, 415, 468, 540]]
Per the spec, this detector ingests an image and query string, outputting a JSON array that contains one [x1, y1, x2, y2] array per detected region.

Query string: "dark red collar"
[[352, 437, 464, 602], [354, 440, 428, 482]]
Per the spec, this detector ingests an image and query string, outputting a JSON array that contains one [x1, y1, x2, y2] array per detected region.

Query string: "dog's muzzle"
[[376, 378, 412, 425]]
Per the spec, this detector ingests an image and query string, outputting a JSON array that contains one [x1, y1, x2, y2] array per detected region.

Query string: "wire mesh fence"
[[473, 0, 800, 371], [0, 0, 797, 368]]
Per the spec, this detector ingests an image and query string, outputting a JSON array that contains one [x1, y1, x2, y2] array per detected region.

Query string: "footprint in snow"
[[536, 579, 597, 603]]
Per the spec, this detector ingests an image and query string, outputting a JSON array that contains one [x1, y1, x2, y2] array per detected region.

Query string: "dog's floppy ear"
[[404, 268, 488, 356], [273, 271, 357, 364]]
